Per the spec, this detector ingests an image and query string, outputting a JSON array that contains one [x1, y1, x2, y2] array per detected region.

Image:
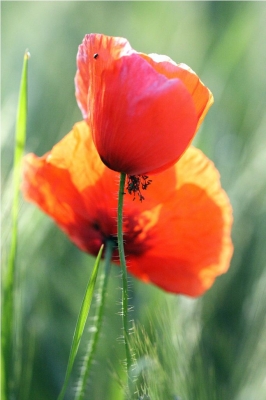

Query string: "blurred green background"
[[2, 1, 266, 399]]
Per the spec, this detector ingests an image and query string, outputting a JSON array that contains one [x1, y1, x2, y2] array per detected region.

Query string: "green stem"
[[57, 246, 103, 400], [117, 173, 132, 383], [75, 241, 113, 400]]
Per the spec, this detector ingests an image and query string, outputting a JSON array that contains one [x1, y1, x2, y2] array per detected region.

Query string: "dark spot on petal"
[[92, 221, 100, 231]]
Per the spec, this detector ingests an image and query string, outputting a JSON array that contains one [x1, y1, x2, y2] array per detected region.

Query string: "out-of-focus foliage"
[[1, 2, 266, 399]]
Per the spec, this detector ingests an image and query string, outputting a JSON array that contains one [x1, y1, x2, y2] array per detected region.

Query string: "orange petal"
[[173, 63, 214, 131], [126, 147, 233, 296], [22, 121, 119, 254], [139, 54, 214, 131], [48, 121, 106, 191]]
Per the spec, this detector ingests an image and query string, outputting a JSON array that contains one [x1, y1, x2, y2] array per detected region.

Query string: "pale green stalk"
[[75, 240, 113, 400], [57, 245, 104, 400], [1, 51, 29, 400]]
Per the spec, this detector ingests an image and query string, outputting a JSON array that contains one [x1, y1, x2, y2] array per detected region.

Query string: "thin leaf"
[[75, 241, 113, 400], [57, 245, 104, 400], [1, 50, 30, 399]]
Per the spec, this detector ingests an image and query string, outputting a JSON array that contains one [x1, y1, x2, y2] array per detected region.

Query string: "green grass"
[[1, 51, 29, 400], [75, 241, 113, 400], [57, 245, 103, 400]]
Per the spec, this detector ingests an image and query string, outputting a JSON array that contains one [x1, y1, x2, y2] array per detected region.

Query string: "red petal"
[[22, 122, 119, 254], [75, 34, 134, 120], [75, 34, 198, 175], [126, 147, 233, 296]]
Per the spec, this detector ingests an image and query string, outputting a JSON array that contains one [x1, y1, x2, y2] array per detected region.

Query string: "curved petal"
[[139, 54, 214, 131], [93, 55, 198, 175], [75, 33, 134, 120], [127, 147, 233, 296], [48, 121, 106, 191], [22, 122, 119, 254], [22, 152, 88, 235], [75, 33, 198, 175]]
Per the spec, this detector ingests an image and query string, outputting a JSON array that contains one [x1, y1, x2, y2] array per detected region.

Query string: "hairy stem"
[[117, 173, 132, 385]]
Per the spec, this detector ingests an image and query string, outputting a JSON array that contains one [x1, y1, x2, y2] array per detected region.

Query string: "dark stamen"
[[126, 175, 152, 201]]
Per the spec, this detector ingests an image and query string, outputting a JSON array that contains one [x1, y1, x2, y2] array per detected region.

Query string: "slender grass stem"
[[2, 51, 29, 400], [117, 173, 132, 385], [57, 245, 103, 400], [75, 241, 113, 400]]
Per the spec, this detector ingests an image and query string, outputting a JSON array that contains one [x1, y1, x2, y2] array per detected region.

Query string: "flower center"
[[90, 210, 152, 258]]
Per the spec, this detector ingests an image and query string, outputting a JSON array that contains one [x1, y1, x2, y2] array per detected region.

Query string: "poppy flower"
[[22, 121, 233, 297], [75, 33, 213, 176]]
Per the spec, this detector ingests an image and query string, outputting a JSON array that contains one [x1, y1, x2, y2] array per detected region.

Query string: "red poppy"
[[75, 33, 213, 175], [22, 121, 233, 296]]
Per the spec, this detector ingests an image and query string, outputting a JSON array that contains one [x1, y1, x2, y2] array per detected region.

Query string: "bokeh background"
[[2, 1, 266, 399]]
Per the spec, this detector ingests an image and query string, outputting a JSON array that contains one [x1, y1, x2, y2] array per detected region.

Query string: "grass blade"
[[1, 50, 30, 399], [57, 245, 104, 400], [75, 241, 113, 400]]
